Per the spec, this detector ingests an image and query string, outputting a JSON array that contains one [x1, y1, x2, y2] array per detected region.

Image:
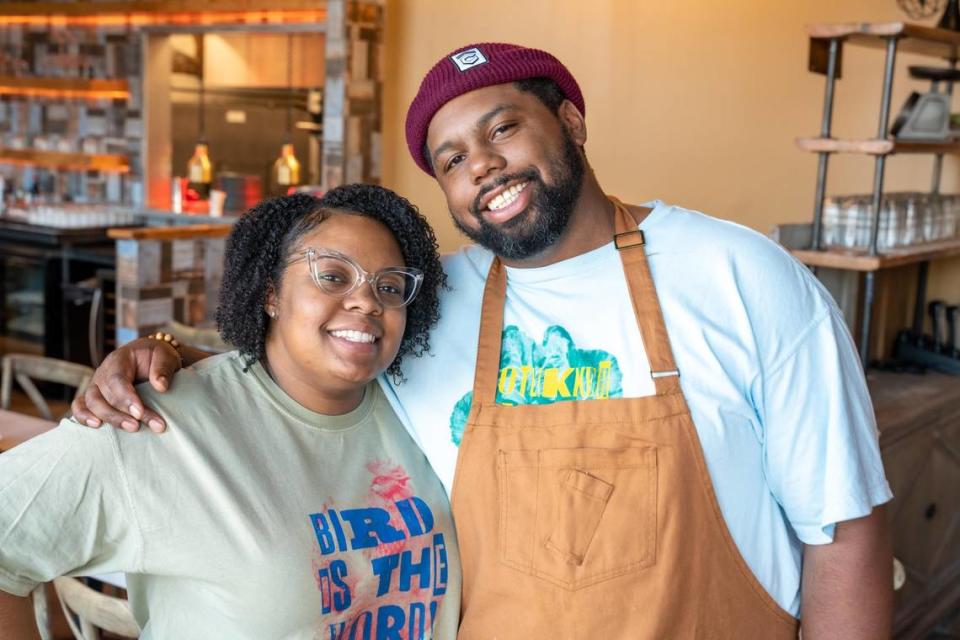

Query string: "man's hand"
[[801, 505, 893, 639], [71, 337, 182, 433]]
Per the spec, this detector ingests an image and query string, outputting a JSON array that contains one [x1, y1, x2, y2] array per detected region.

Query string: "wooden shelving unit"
[[0, 148, 129, 173], [795, 136, 960, 155], [797, 21, 960, 368], [790, 238, 960, 271], [800, 25, 960, 637], [807, 22, 960, 59], [0, 76, 129, 100]]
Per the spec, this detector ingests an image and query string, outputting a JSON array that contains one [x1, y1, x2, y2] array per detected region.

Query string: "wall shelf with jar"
[[792, 192, 960, 271], [789, 21, 960, 371]]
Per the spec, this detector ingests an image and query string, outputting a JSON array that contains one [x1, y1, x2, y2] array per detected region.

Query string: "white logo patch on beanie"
[[450, 47, 488, 72]]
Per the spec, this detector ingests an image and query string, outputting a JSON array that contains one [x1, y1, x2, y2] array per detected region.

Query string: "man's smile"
[[472, 172, 540, 227], [481, 181, 534, 225], [480, 180, 529, 212]]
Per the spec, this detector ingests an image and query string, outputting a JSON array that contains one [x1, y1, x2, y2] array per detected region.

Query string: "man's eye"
[[492, 123, 515, 138], [444, 154, 465, 173]]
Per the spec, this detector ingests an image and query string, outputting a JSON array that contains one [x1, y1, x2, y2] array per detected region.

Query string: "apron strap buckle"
[[651, 369, 680, 379], [614, 229, 645, 250]]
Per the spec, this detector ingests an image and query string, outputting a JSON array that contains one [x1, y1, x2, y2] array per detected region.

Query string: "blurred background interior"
[[0, 1, 958, 639]]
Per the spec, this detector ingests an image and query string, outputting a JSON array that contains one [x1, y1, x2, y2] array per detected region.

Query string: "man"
[[72, 43, 892, 638]]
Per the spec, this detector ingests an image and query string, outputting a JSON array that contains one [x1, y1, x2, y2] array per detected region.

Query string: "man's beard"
[[452, 131, 585, 261]]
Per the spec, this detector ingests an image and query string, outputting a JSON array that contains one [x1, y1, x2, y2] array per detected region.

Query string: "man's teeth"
[[487, 182, 528, 211], [330, 330, 376, 344]]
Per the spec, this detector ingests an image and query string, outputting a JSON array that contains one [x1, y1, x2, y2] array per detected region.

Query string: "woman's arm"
[[0, 591, 41, 640], [0, 421, 141, 634]]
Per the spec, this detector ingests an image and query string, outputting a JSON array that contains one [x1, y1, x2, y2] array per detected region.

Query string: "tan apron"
[[450, 200, 800, 639]]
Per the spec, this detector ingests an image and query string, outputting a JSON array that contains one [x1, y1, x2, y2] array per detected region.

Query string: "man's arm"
[[0, 592, 41, 640], [70, 337, 212, 433], [801, 505, 893, 639]]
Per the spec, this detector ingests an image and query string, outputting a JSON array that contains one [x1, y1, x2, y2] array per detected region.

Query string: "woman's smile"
[[265, 213, 408, 415]]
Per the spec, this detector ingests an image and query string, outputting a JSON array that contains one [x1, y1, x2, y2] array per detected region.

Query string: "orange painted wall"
[[379, 0, 959, 308]]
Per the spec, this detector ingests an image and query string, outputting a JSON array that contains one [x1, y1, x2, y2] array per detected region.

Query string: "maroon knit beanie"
[[405, 42, 585, 176]]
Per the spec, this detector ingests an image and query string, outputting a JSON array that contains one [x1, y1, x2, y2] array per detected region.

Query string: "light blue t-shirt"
[[380, 200, 891, 617]]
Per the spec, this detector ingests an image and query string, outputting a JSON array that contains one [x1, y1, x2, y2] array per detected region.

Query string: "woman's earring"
[[267, 309, 277, 319]]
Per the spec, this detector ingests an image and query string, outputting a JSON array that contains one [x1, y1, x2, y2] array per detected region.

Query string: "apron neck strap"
[[611, 197, 681, 394], [472, 256, 508, 404], [470, 197, 680, 405]]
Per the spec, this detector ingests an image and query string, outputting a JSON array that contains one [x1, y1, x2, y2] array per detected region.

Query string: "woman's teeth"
[[487, 182, 528, 211], [330, 330, 376, 344]]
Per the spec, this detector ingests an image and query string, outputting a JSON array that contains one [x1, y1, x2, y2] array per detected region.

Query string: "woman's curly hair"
[[216, 184, 446, 381]]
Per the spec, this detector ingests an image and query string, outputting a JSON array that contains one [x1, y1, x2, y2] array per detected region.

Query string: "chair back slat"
[[0, 355, 95, 420], [30, 584, 54, 640], [53, 577, 139, 639], [15, 373, 52, 420]]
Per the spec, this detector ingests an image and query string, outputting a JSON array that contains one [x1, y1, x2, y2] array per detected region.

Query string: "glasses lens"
[[374, 270, 421, 308], [310, 254, 359, 296]]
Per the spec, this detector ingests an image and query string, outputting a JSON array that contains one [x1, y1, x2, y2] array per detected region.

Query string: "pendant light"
[[273, 33, 301, 194], [186, 36, 212, 200]]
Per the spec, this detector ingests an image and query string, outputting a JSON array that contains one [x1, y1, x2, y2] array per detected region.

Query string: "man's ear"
[[558, 99, 587, 146]]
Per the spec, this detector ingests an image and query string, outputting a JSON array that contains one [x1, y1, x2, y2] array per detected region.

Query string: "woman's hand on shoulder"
[[70, 337, 183, 433]]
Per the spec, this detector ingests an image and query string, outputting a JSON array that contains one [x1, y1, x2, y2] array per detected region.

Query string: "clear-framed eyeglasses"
[[286, 248, 424, 309]]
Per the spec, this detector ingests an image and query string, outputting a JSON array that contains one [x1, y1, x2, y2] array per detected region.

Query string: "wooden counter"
[[107, 224, 232, 241]]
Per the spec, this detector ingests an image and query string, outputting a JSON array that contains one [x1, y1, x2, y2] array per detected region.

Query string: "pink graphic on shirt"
[[367, 460, 414, 558], [307, 460, 450, 640]]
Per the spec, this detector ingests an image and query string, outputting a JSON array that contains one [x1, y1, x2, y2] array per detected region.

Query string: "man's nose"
[[469, 147, 506, 185]]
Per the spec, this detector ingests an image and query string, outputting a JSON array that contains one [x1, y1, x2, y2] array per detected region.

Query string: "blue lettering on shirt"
[[309, 496, 447, 640]]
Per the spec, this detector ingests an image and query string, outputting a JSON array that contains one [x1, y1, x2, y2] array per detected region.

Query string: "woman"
[[0, 185, 460, 639]]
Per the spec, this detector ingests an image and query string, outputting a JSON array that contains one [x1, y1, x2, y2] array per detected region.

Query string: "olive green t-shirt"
[[0, 351, 460, 639]]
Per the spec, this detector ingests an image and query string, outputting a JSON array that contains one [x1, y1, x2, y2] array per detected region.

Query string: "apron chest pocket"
[[497, 446, 657, 590]]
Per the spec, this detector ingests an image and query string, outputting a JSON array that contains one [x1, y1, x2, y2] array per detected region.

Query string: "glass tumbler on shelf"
[[877, 196, 899, 251], [821, 196, 841, 248], [848, 195, 872, 250], [899, 192, 921, 247], [936, 194, 950, 242], [942, 194, 959, 239], [831, 195, 852, 249], [843, 194, 899, 251], [920, 193, 941, 244]]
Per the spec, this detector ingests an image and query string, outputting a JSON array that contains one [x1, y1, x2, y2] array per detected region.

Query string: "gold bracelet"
[[147, 332, 183, 365]]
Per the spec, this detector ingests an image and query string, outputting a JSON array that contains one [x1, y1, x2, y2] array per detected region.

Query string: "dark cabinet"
[[871, 371, 960, 638], [0, 220, 114, 365]]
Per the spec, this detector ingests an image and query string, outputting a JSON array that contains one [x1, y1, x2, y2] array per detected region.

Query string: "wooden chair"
[[0, 354, 94, 421], [160, 320, 229, 354], [53, 577, 139, 639], [30, 583, 53, 640]]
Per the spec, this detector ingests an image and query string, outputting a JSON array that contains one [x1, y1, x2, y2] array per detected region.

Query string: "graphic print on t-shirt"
[[308, 460, 450, 639], [449, 324, 623, 444]]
